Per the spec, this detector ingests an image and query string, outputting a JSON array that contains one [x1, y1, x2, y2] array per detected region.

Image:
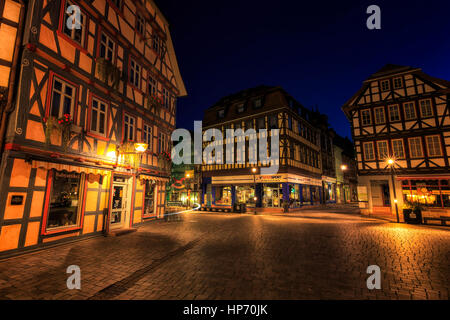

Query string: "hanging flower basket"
[[96, 57, 122, 91], [58, 114, 73, 151], [158, 151, 172, 171], [147, 94, 163, 110]]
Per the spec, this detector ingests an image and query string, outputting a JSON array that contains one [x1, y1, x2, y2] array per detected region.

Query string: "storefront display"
[[236, 186, 255, 206], [263, 184, 283, 207], [216, 186, 232, 205], [143, 180, 155, 216], [46, 170, 84, 230], [402, 179, 450, 208]]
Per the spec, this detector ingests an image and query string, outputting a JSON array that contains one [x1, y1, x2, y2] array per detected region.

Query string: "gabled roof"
[[365, 64, 421, 81]]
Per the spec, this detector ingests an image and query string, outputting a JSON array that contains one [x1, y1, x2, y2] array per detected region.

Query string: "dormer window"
[[381, 80, 390, 91], [218, 109, 225, 119], [253, 98, 262, 109], [236, 103, 245, 113]]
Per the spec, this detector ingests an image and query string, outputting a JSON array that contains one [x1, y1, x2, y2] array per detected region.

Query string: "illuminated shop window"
[[143, 180, 155, 216], [46, 171, 84, 230]]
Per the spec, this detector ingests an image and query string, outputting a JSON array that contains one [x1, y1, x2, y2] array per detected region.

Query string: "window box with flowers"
[[157, 151, 172, 171], [147, 94, 163, 111], [44, 114, 79, 151]]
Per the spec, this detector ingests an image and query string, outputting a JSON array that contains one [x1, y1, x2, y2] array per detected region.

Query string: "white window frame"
[[90, 97, 108, 136], [50, 76, 76, 119], [99, 32, 116, 61], [124, 114, 136, 142]]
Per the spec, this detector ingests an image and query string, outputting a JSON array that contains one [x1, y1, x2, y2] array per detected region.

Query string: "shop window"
[[143, 180, 155, 217], [216, 186, 232, 205], [236, 186, 255, 206], [263, 184, 283, 207], [403, 180, 449, 208], [302, 186, 311, 205], [44, 171, 85, 232], [289, 184, 300, 208]]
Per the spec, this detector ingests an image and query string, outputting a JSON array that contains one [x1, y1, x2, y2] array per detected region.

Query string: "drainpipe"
[[0, 0, 26, 152]]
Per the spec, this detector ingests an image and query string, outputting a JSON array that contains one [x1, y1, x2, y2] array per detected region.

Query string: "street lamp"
[[387, 158, 400, 223], [251, 168, 258, 215], [185, 172, 192, 208], [340, 164, 348, 203]]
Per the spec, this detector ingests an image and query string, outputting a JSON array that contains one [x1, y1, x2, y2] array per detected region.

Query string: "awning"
[[32, 160, 110, 183], [139, 175, 169, 183]]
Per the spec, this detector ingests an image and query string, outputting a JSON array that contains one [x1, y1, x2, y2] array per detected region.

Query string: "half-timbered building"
[[343, 64, 450, 219], [201, 86, 324, 212], [0, 0, 186, 256]]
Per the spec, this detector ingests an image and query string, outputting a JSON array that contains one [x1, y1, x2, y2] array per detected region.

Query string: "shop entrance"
[[263, 184, 283, 208], [110, 176, 131, 229]]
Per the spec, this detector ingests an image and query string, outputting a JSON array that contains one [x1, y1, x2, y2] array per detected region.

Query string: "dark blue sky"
[[156, 0, 450, 139]]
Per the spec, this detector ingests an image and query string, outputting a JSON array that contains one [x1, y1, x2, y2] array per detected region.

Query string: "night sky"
[[155, 0, 450, 139]]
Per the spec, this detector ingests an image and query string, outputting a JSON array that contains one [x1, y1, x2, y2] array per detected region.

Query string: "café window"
[[45, 171, 85, 231], [402, 179, 450, 208], [143, 180, 155, 217]]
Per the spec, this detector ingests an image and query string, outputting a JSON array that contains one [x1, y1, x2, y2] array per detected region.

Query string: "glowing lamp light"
[[134, 143, 148, 153], [341, 165, 348, 171], [254, 197, 258, 201], [394, 199, 398, 203], [387, 158, 395, 166], [107, 150, 117, 160], [252, 168, 257, 173], [186, 173, 191, 178]]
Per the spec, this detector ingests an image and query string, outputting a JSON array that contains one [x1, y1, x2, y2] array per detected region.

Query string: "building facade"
[[0, 0, 186, 256], [343, 64, 450, 218], [201, 86, 326, 212]]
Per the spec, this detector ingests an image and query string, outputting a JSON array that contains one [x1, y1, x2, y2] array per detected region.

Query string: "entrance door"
[[111, 182, 129, 229]]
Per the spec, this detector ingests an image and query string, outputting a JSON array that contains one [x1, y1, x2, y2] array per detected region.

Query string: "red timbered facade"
[[343, 64, 450, 219], [0, 0, 186, 256]]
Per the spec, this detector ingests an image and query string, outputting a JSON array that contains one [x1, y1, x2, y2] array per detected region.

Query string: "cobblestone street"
[[0, 211, 449, 300]]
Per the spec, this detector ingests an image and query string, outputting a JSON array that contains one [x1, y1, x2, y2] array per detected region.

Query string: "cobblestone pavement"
[[0, 211, 449, 300]]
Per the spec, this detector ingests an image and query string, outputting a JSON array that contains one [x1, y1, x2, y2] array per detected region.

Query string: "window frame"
[[123, 113, 137, 142], [393, 77, 403, 89], [136, 13, 146, 37], [88, 94, 109, 140], [46, 72, 79, 122], [41, 170, 87, 236], [403, 102, 417, 121], [360, 109, 372, 126], [143, 123, 153, 152], [419, 99, 434, 118], [391, 139, 405, 159], [97, 30, 117, 63], [58, 0, 89, 53], [425, 135, 443, 157], [128, 57, 142, 91], [362, 142, 375, 161], [376, 140, 389, 160], [408, 137, 424, 159], [380, 80, 390, 92], [374, 107, 386, 124], [388, 104, 401, 122]]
